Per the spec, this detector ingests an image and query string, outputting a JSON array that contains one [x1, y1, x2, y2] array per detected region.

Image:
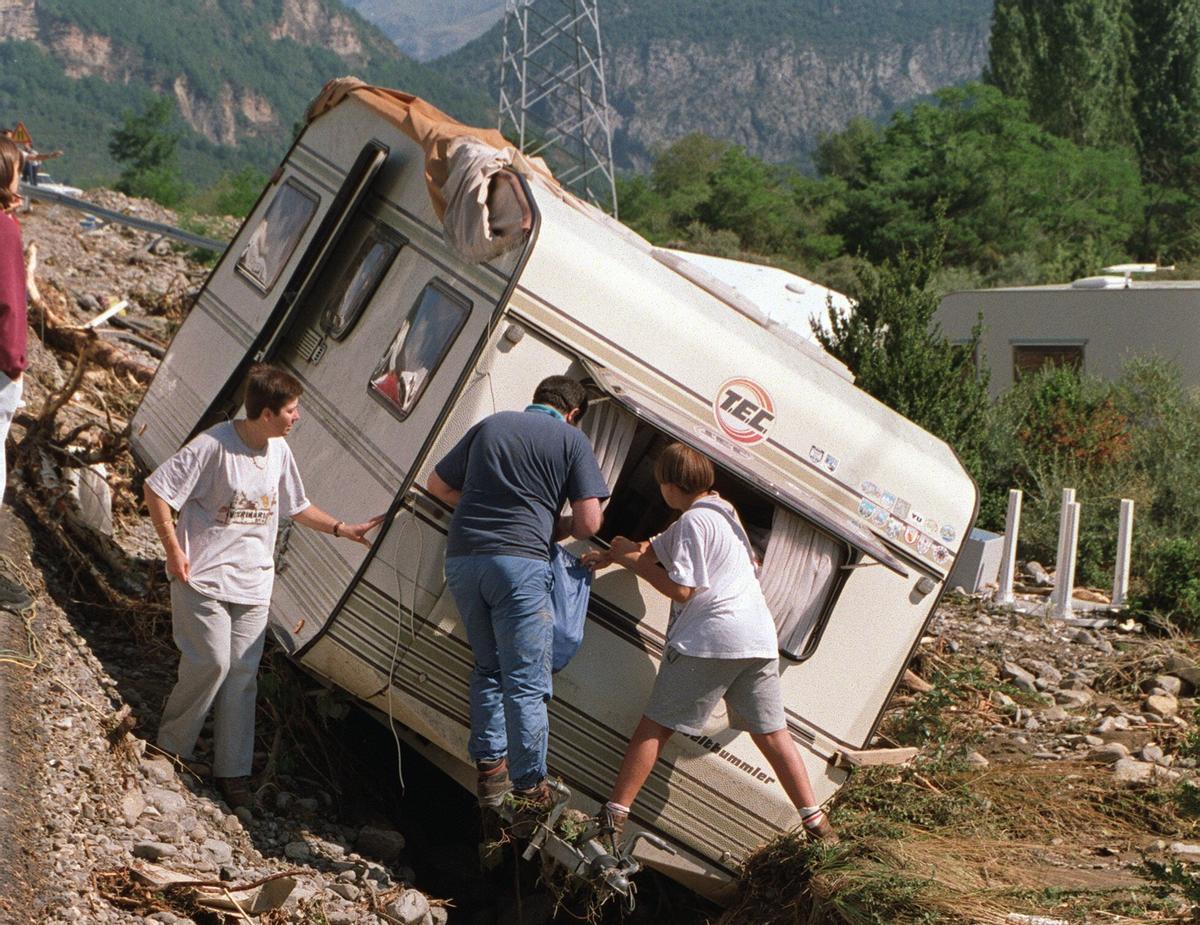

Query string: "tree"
[[986, 0, 1136, 149], [821, 83, 1143, 278], [1129, 0, 1200, 258], [108, 96, 187, 206], [814, 231, 990, 480]]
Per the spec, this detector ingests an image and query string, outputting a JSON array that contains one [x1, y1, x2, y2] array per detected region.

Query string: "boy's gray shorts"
[[645, 647, 786, 735]]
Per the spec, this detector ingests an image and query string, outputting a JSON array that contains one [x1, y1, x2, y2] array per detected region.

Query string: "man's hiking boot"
[[0, 574, 32, 613], [596, 802, 629, 856], [506, 777, 557, 838], [801, 807, 839, 844], [476, 757, 511, 809], [215, 776, 256, 813]]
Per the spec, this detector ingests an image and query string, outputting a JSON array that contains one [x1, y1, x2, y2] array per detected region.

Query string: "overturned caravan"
[[130, 80, 978, 903]]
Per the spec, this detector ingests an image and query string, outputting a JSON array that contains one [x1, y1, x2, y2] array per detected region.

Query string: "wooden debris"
[[25, 281, 155, 384], [901, 668, 934, 693], [128, 861, 298, 915]]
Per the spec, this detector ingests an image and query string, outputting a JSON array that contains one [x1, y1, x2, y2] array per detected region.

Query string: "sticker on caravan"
[[714, 378, 775, 445]]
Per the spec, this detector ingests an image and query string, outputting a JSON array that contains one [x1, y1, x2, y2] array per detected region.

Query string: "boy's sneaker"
[[0, 574, 32, 613], [506, 777, 556, 838], [476, 757, 511, 809], [596, 802, 629, 856], [801, 807, 839, 844]]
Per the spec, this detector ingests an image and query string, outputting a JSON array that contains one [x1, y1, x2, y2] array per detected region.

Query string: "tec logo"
[[714, 378, 776, 445]]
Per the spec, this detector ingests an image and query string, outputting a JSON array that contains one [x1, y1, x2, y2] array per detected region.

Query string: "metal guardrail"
[[20, 182, 228, 252]]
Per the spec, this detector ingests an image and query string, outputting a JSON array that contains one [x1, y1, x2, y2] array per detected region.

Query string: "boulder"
[[1142, 675, 1184, 698], [120, 789, 146, 827], [1144, 694, 1180, 719], [133, 841, 177, 861], [1021, 659, 1063, 686], [1163, 657, 1200, 696], [1089, 743, 1130, 764], [384, 889, 430, 925], [1054, 689, 1093, 709], [1024, 561, 1053, 586], [1112, 758, 1154, 783], [965, 751, 989, 769], [356, 826, 406, 864]]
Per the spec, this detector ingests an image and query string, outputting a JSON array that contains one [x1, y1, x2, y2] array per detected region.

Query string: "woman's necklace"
[[234, 420, 268, 469]]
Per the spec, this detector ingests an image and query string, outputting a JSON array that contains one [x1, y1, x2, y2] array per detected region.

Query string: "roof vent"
[[1071, 275, 1126, 290], [1072, 263, 1175, 289]]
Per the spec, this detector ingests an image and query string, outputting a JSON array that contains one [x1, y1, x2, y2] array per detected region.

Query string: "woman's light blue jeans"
[[444, 554, 553, 790]]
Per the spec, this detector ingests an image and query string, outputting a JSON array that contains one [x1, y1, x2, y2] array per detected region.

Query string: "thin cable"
[[385, 507, 425, 792]]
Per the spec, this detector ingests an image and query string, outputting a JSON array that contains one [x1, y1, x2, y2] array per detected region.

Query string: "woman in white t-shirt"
[[583, 442, 837, 850]]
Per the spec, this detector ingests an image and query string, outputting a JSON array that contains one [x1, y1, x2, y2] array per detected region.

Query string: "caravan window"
[[369, 280, 471, 419], [322, 227, 403, 340], [236, 179, 319, 293], [586, 412, 849, 661]]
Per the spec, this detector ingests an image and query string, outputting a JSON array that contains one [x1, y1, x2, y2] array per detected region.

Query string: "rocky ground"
[[4, 189, 1200, 924], [926, 588, 1198, 788], [2, 192, 457, 924]]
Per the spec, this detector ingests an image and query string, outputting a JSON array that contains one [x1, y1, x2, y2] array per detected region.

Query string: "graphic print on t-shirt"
[[218, 488, 276, 526]]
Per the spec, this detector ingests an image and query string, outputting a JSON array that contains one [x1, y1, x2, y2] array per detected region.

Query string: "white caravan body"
[[131, 83, 977, 901]]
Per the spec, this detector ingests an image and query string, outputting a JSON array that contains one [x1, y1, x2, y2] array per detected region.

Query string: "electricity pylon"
[[497, 0, 618, 216]]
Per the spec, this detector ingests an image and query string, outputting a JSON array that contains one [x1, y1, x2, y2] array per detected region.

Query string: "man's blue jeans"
[[444, 554, 554, 790]]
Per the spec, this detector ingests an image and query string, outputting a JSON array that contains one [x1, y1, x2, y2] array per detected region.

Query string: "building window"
[[235, 179, 319, 293], [322, 228, 403, 340], [369, 280, 471, 419], [1012, 343, 1084, 380]]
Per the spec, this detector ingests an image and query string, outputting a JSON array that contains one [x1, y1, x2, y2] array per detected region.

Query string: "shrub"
[[1131, 538, 1200, 631], [980, 356, 1200, 623]]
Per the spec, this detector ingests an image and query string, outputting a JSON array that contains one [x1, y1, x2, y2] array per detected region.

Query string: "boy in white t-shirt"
[[583, 442, 836, 848]]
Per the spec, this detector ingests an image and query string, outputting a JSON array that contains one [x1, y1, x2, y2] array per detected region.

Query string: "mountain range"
[[0, 0, 995, 187], [0, 0, 487, 185], [428, 0, 995, 169]]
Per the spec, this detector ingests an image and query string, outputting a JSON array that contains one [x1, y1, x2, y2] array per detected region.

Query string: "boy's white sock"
[[605, 801, 630, 816]]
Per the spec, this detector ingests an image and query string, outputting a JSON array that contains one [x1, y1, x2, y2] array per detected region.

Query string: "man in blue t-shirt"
[[428, 375, 609, 827]]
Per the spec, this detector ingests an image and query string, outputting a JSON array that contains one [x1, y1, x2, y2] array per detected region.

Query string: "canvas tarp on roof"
[[305, 79, 553, 254]]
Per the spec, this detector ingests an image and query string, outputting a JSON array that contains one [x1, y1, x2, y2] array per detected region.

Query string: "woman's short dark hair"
[[654, 442, 715, 494], [532, 375, 588, 417], [244, 364, 303, 419]]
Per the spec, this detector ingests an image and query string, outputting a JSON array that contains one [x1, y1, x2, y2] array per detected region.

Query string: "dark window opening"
[[1013, 343, 1084, 380], [370, 280, 471, 419], [597, 422, 774, 561], [591, 418, 848, 660]]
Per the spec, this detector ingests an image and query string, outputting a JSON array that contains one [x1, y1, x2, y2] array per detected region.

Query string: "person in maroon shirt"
[[0, 135, 32, 613]]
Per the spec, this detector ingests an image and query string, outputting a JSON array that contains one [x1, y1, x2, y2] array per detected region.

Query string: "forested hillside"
[[0, 0, 489, 186], [433, 0, 994, 168]]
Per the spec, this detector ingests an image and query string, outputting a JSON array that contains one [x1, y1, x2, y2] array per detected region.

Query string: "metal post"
[[995, 489, 1023, 605], [1051, 488, 1076, 613], [1055, 501, 1081, 618], [1112, 498, 1135, 608]]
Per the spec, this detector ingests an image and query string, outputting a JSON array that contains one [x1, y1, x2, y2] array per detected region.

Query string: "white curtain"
[[581, 399, 637, 496], [759, 508, 845, 657]]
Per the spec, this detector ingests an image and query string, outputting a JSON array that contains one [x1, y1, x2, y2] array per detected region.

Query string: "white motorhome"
[[131, 80, 977, 904]]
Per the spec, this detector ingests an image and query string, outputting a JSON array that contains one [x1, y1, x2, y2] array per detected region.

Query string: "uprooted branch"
[[27, 280, 156, 385]]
